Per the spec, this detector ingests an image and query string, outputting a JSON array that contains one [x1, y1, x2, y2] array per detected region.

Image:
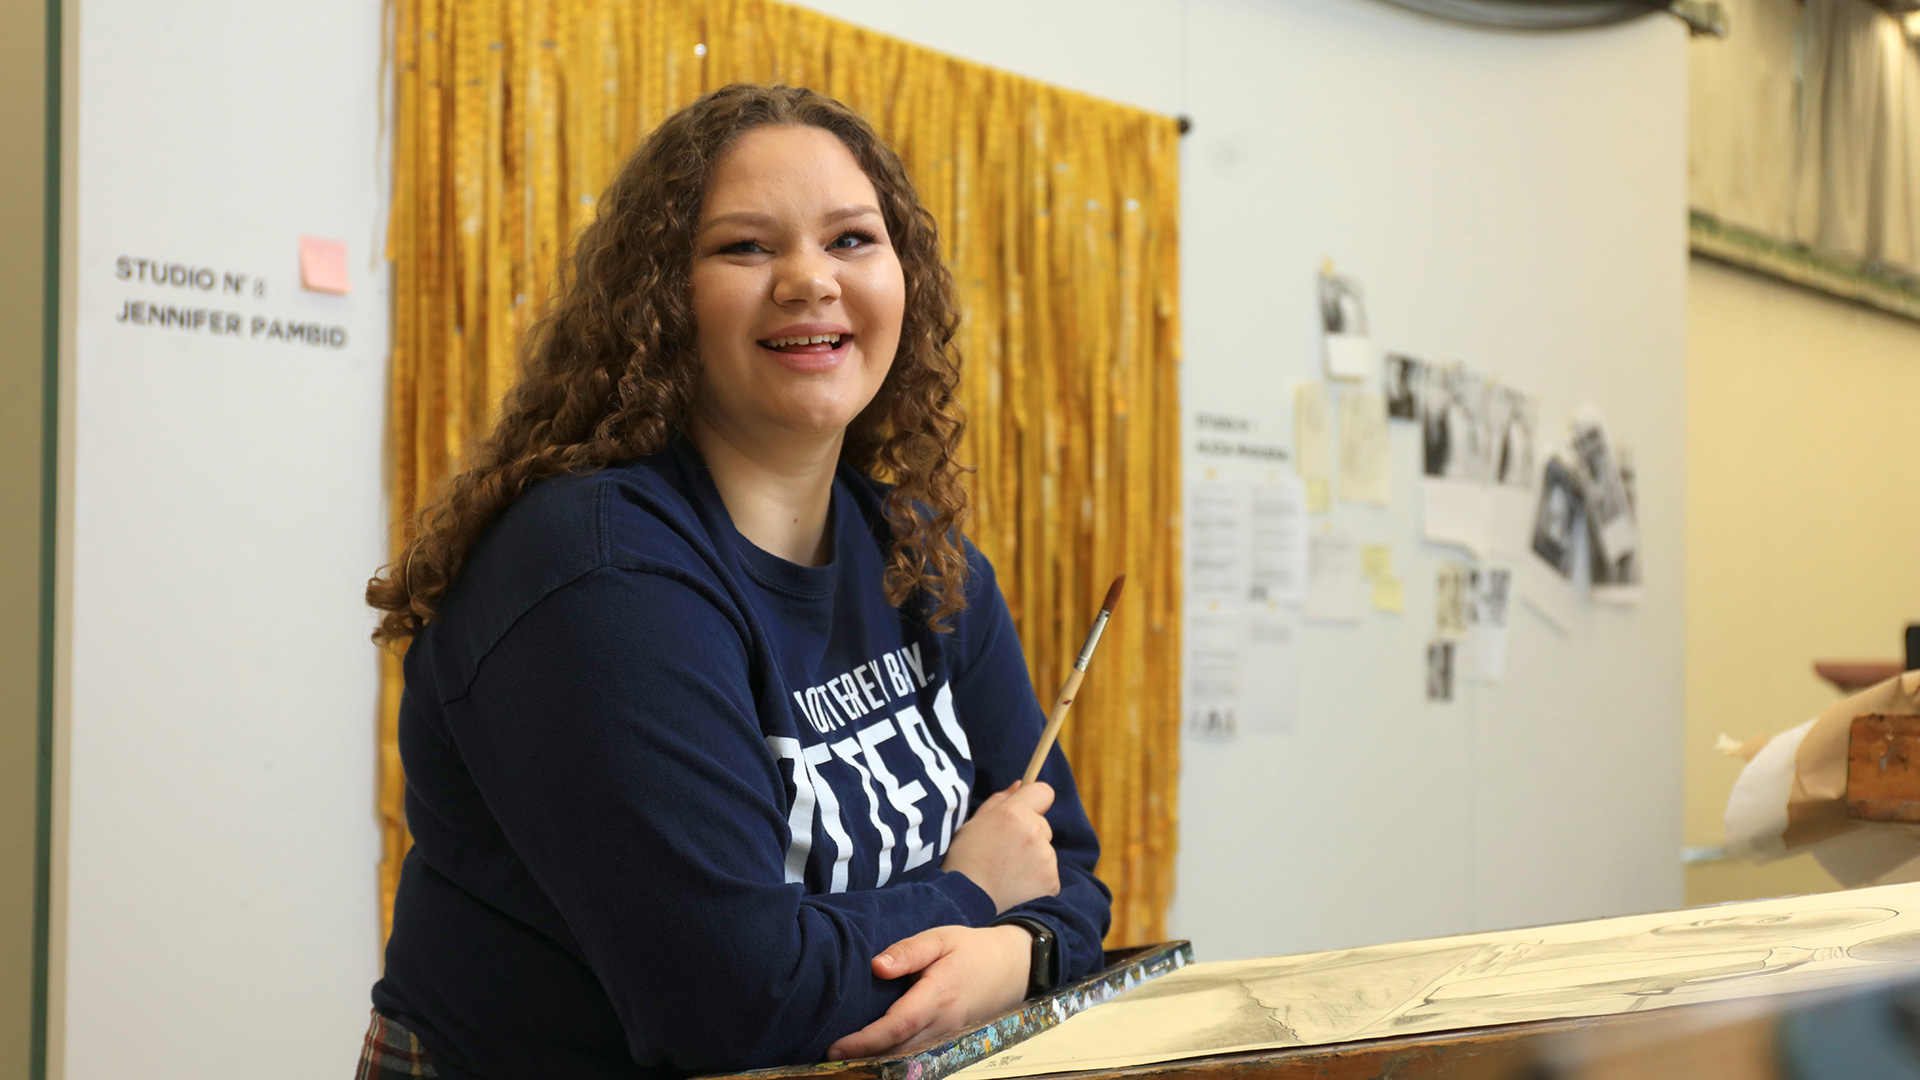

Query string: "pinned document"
[[1304, 527, 1364, 623], [1293, 383, 1332, 513], [1242, 608, 1300, 735], [1465, 565, 1512, 682], [1249, 477, 1308, 606], [1185, 611, 1243, 740], [1338, 388, 1391, 506]]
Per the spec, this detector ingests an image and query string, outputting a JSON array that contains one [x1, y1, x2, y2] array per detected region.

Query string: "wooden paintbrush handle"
[[1023, 667, 1086, 784]]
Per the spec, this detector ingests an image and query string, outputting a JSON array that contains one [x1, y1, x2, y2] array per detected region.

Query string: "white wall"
[[805, 0, 1689, 960], [54, 0, 1685, 1071], [62, 0, 389, 1073]]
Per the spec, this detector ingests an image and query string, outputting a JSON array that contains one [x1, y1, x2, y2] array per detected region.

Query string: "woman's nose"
[[771, 248, 840, 307]]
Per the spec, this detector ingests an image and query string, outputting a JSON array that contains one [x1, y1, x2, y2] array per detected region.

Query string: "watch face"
[[1031, 927, 1057, 992], [1001, 917, 1057, 996]]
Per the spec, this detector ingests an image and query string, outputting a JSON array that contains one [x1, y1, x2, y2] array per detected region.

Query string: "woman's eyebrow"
[[698, 210, 776, 233], [697, 204, 881, 233], [821, 204, 881, 224]]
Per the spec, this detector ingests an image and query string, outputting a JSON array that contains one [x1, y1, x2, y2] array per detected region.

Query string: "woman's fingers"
[[1009, 780, 1054, 814], [872, 927, 955, 978], [832, 926, 1032, 1062], [941, 779, 1062, 913], [825, 1008, 936, 1061], [971, 790, 1011, 817], [966, 780, 1023, 822], [826, 975, 947, 1060]]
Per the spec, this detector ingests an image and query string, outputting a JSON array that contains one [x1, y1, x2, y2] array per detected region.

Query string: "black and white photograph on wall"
[[1531, 456, 1585, 579], [1435, 564, 1470, 640], [1464, 566, 1513, 682], [1591, 445, 1643, 600], [1588, 523, 1639, 588], [1318, 267, 1375, 381], [1421, 363, 1489, 481], [1426, 639, 1456, 703], [1384, 353, 1424, 420], [1318, 270, 1368, 337], [1474, 566, 1512, 628], [1619, 447, 1637, 516], [1572, 415, 1637, 570], [1491, 386, 1536, 489]]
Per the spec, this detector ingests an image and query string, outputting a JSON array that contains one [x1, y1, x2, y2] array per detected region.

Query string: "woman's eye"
[[718, 239, 766, 255], [828, 230, 878, 251]]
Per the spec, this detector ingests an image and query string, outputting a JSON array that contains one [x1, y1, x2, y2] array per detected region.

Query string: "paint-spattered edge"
[[705, 941, 1194, 1080]]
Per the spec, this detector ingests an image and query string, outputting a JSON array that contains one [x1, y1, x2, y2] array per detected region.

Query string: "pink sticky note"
[[299, 236, 350, 295]]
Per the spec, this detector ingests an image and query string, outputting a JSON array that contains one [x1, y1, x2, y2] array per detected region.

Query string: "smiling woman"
[[687, 125, 906, 567], [380, 0, 1186, 970], [358, 85, 1112, 1080]]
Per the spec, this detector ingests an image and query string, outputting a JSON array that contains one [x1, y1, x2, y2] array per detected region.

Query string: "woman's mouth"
[[756, 331, 852, 373], [757, 332, 849, 355]]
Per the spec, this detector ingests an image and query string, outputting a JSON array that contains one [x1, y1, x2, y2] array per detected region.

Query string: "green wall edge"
[[1689, 210, 1920, 324], [32, 0, 59, 1075]]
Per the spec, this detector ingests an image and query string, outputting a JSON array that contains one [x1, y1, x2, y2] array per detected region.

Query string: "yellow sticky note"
[[1305, 478, 1330, 514], [299, 236, 350, 295], [1372, 575, 1405, 613], [1361, 544, 1393, 580]]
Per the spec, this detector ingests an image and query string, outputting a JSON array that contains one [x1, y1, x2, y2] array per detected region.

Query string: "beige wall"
[[0, 0, 47, 1077], [1685, 256, 1920, 905]]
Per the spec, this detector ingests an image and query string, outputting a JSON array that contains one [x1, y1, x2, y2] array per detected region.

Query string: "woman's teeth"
[[762, 333, 844, 349]]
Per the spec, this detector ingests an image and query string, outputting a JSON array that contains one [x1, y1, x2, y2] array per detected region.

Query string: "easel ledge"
[[719, 973, 1920, 1080], [700, 942, 1195, 1080]]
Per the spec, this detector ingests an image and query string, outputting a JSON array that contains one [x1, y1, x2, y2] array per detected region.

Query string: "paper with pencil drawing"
[[1292, 383, 1332, 513], [956, 882, 1920, 1079], [1337, 388, 1390, 506]]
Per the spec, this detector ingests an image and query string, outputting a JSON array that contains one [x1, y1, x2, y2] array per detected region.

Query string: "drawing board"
[[957, 882, 1920, 1078]]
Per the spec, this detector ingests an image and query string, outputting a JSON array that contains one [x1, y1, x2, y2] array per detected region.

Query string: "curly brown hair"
[[367, 84, 970, 645]]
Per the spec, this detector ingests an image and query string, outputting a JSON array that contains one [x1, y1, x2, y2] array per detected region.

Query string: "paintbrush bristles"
[[1101, 575, 1126, 614]]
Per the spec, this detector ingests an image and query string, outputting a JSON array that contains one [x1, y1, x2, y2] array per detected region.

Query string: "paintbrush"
[[1022, 575, 1126, 784]]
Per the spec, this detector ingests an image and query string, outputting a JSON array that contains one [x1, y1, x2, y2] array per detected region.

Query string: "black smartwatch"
[[994, 915, 1058, 998]]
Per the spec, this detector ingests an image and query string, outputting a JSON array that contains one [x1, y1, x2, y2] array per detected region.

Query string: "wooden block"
[[1847, 713, 1920, 822], [1815, 661, 1904, 695]]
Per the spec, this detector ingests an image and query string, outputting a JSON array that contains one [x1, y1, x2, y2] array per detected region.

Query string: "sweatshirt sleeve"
[[446, 565, 998, 1073], [951, 553, 1115, 982]]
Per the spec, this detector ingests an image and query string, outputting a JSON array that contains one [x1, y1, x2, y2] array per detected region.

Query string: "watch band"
[[994, 915, 1059, 998]]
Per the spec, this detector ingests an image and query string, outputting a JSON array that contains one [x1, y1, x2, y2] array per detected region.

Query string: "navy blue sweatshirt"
[[372, 440, 1112, 1079]]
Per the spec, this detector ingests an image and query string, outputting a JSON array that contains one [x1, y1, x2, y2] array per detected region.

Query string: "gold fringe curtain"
[[384, 0, 1182, 947]]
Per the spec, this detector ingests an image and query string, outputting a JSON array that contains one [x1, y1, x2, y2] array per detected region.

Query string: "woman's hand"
[[940, 781, 1060, 913], [826, 925, 1031, 1061]]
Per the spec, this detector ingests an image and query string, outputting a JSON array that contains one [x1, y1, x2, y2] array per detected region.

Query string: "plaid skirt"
[[356, 1010, 439, 1079]]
